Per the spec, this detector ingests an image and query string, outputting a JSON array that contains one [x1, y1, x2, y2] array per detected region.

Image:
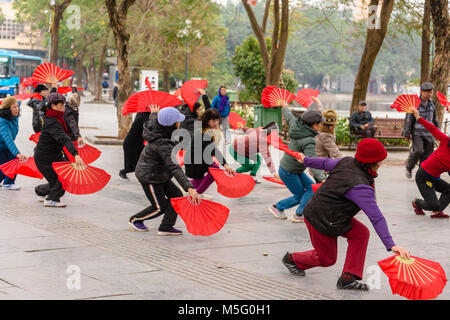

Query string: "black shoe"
[[337, 274, 369, 291], [119, 170, 129, 180], [282, 252, 305, 276]]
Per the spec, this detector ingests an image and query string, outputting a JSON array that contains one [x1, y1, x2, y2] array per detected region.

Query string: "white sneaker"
[[37, 196, 45, 202], [2, 184, 21, 190], [253, 177, 261, 184], [44, 200, 67, 208], [269, 205, 287, 219]]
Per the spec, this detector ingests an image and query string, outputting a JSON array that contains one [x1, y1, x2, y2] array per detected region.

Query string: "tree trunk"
[[88, 56, 96, 93], [50, 1, 72, 65], [105, 0, 136, 140], [350, 0, 395, 114], [75, 53, 84, 95], [430, 0, 450, 127], [420, 0, 431, 83], [163, 69, 170, 92], [95, 41, 108, 101]]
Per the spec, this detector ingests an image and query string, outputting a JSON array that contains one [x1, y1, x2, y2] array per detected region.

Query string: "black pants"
[[356, 126, 377, 138], [415, 167, 450, 212], [130, 180, 182, 231], [34, 153, 65, 202], [121, 112, 149, 174], [406, 135, 434, 172]]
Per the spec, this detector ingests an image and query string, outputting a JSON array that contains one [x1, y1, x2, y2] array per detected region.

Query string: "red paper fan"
[[12, 92, 41, 101], [121, 92, 140, 115], [21, 77, 38, 88], [32, 63, 75, 84], [29, 132, 41, 144], [171, 196, 230, 236], [173, 88, 181, 99], [57, 87, 84, 95], [0, 157, 43, 179], [378, 255, 447, 300], [145, 77, 153, 90], [228, 111, 246, 130], [262, 176, 285, 185], [52, 161, 111, 195], [176, 149, 185, 167], [390, 94, 421, 113], [312, 183, 322, 193], [208, 168, 255, 198], [266, 131, 304, 160], [295, 88, 320, 108], [135, 90, 182, 113], [261, 86, 296, 108], [180, 80, 208, 111], [63, 141, 101, 165], [437, 92, 449, 111]]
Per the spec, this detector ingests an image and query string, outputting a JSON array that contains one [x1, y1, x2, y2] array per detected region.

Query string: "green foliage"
[[281, 69, 298, 93]]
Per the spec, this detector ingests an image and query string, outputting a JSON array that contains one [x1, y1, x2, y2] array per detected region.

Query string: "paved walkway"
[[0, 95, 448, 300]]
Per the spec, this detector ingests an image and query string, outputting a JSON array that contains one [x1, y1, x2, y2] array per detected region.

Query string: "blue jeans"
[[275, 166, 314, 216], [0, 149, 16, 185]]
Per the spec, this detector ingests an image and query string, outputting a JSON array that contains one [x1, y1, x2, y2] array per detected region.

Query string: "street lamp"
[[177, 19, 202, 83]]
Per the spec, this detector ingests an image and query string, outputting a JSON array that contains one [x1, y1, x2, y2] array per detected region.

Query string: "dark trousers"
[[356, 125, 377, 138], [406, 135, 434, 172], [121, 137, 144, 174], [415, 167, 450, 212], [34, 154, 65, 202], [130, 180, 182, 231], [0, 149, 16, 185], [292, 218, 370, 280]]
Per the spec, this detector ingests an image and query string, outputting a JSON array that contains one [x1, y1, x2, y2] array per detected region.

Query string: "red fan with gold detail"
[[437, 92, 449, 112], [295, 88, 320, 108], [136, 90, 182, 113], [228, 111, 246, 130], [52, 162, 111, 195], [145, 77, 153, 90], [171, 196, 230, 236], [12, 92, 41, 101], [122, 92, 140, 115], [0, 157, 43, 179], [63, 141, 101, 165], [57, 87, 84, 95], [29, 132, 41, 144], [312, 183, 322, 193], [261, 86, 296, 108], [21, 77, 38, 88], [208, 168, 255, 198], [32, 63, 75, 84], [378, 255, 447, 300], [263, 176, 285, 186], [180, 79, 208, 111], [390, 94, 421, 113], [267, 131, 304, 160]]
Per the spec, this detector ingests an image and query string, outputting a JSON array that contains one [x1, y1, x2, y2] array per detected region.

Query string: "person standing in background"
[[211, 86, 231, 144]]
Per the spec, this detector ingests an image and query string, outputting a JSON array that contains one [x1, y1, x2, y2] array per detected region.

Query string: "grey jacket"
[[403, 99, 439, 139], [316, 132, 343, 159]]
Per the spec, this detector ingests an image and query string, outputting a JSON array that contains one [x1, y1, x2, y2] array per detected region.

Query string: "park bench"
[[349, 118, 405, 150]]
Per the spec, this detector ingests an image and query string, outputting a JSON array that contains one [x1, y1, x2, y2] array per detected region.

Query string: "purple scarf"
[[218, 87, 229, 113]]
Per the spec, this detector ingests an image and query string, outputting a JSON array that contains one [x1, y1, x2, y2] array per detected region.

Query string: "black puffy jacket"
[[64, 105, 80, 141], [27, 97, 46, 133], [134, 113, 192, 190], [179, 95, 211, 135]]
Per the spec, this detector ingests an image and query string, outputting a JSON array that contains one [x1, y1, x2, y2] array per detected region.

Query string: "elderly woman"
[[0, 97, 27, 190]]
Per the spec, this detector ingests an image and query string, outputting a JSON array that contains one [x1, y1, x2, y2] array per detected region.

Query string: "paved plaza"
[[0, 95, 448, 300]]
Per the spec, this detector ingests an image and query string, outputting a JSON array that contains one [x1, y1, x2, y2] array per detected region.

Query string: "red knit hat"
[[355, 138, 387, 164]]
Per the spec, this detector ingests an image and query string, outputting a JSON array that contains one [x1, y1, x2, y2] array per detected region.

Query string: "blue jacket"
[[0, 116, 20, 156], [211, 90, 230, 118]]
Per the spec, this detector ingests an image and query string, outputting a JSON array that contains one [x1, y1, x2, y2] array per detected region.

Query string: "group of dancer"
[[0, 78, 448, 292]]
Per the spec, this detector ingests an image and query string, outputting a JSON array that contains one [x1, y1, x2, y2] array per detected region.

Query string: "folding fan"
[[262, 176, 285, 186], [176, 149, 185, 167], [312, 183, 322, 193], [21, 77, 38, 88], [437, 92, 449, 112], [135, 90, 182, 113], [32, 63, 75, 84], [12, 92, 41, 101], [171, 196, 230, 236], [261, 86, 296, 108], [145, 77, 153, 90], [173, 88, 182, 99], [29, 132, 41, 144], [228, 111, 246, 130], [208, 168, 255, 198], [295, 88, 320, 108], [180, 79, 208, 111], [57, 87, 84, 95], [63, 141, 101, 165], [390, 94, 421, 113], [378, 255, 447, 300], [0, 157, 43, 179], [266, 131, 304, 160], [121, 92, 140, 116], [52, 162, 111, 195]]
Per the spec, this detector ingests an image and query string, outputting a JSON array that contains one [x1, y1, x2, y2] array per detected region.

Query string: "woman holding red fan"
[[130, 106, 200, 235], [282, 139, 410, 291], [410, 107, 450, 218], [34, 93, 85, 208], [184, 109, 235, 196], [0, 97, 27, 190]]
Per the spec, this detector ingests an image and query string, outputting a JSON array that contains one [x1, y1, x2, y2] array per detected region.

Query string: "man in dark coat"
[[349, 101, 377, 138], [27, 84, 49, 133], [404, 82, 439, 179]]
